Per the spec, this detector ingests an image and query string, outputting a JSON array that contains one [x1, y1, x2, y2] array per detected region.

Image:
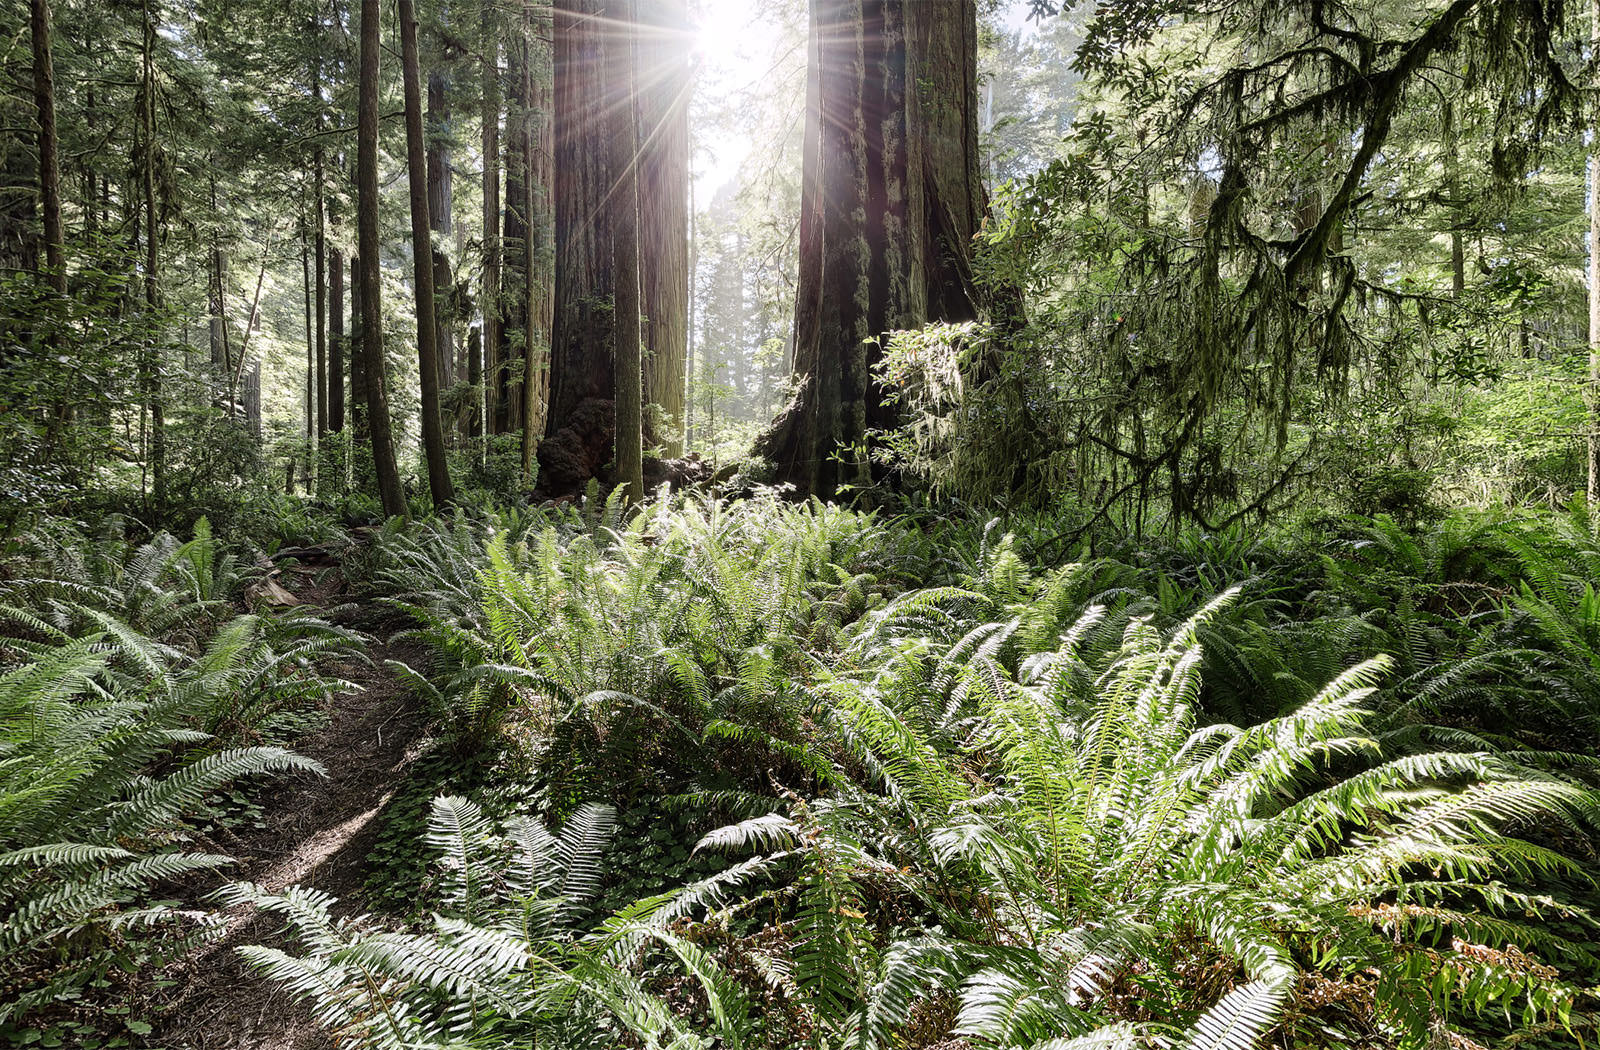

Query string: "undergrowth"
[[243, 492, 1600, 1050]]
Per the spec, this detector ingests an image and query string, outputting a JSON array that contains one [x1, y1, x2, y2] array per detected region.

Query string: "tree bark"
[[358, 0, 408, 519], [140, 0, 166, 507], [609, 0, 643, 501], [522, 0, 554, 486], [350, 250, 368, 440], [302, 217, 315, 491], [31, 0, 64, 299], [636, 0, 690, 457], [330, 245, 345, 432], [1589, 0, 1600, 504], [401, 0, 457, 509], [479, 0, 500, 444], [541, 0, 617, 492], [498, 16, 530, 437], [427, 69, 454, 399], [313, 57, 329, 442], [754, 0, 986, 496]]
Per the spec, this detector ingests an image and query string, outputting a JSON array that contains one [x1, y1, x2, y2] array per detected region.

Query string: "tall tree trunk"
[[498, 17, 530, 437], [636, 0, 689, 457], [140, 0, 166, 507], [754, 0, 986, 496], [427, 69, 454, 400], [1589, 0, 1600, 505], [329, 245, 345, 432], [313, 62, 328, 442], [479, 0, 500, 444], [358, 0, 408, 519], [401, 0, 456, 509], [302, 217, 315, 491], [350, 250, 368, 441], [609, 0, 643, 501], [1443, 99, 1465, 299], [541, 0, 616, 492], [521, 0, 553, 485], [31, 0, 64, 299]]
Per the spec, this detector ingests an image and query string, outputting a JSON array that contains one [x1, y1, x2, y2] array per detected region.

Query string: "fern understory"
[[237, 493, 1600, 1050], [0, 515, 366, 1041]]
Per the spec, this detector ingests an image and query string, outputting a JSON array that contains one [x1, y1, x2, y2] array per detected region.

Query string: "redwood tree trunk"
[[498, 16, 530, 437], [755, 0, 985, 496], [427, 69, 454, 400], [609, 0, 643, 501], [479, 0, 500, 443], [401, 0, 456, 508], [522, 0, 553, 485], [540, 0, 617, 492], [357, 0, 408, 518], [636, 0, 690, 457]]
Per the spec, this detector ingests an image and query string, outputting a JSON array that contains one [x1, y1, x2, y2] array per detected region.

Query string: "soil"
[[147, 563, 432, 1050]]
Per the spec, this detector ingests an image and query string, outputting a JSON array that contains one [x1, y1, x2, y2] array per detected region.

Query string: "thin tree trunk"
[[427, 69, 454, 401], [499, 17, 530, 437], [302, 217, 315, 492], [1443, 99, 1465, 299], [609, 0, 643, 502], [313, 63, 328, 441], [358, 0, 409, 519], [1590, 0, 1600, 504], [350, 250, 368, 441], [480, 0, 501, 442], [521, 0, 552, 485], [330, 245, 345, 432], [140, 0, 166, 507], [31, 0, 64, 299], [400, 0, 456, 508]]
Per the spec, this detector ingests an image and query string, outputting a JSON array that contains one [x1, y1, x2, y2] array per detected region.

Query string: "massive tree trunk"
[[609, 0, 643, 501], [522, 0, 554, 486], [636, 0, 690, 457], [401, 0, 456, 509], [755, 0, 985, 496], [479, 0, 499, 443], [540, 0, 616, 492], [357, 0, 408, 519], [31, 0, 64, 300]]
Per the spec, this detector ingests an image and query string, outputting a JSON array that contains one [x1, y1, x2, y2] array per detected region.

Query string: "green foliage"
[[0, 515, 362, 1023], [247, 496, 1600, 1050], [237, 794, 757, 1050]]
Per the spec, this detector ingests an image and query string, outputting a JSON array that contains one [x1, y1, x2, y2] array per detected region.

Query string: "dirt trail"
[[150, 567, 431, 1050]]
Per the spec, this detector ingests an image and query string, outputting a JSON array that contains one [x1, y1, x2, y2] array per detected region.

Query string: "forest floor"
[[148, 562, 430, 1050]]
